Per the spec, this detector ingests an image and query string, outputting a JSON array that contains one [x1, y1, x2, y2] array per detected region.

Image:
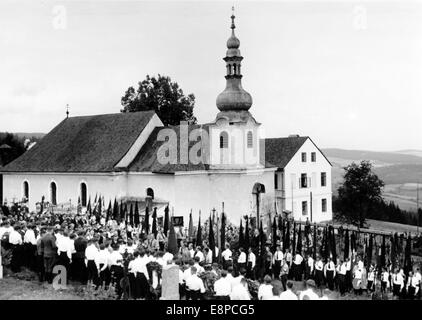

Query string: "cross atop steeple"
[[231, 6, 235, 30], [66, 104, 69, 118]]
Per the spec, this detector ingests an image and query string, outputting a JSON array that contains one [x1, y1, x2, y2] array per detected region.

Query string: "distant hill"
[[323, 148, 422, 212], [322, 148, 422, 165]]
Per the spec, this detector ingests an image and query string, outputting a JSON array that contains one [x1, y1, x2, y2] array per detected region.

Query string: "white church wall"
[[2, 172, 127, 210], [281, 138, 332, 223], [171, 168, 276, 226]]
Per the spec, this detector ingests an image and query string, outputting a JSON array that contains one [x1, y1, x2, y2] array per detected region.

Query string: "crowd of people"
[[1, 200, 421, 300]]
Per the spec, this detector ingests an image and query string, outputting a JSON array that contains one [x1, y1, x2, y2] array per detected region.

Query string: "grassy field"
[[366, 219, 421, 234]]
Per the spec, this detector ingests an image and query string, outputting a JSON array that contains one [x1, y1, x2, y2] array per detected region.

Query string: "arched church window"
[[23, 181, 29, 200], [247, 131, 253, 148], [220, 132, 228, 149], [80, 182, 87, 207], [50, 182, 57, 205], [146, 187, 154, 199]]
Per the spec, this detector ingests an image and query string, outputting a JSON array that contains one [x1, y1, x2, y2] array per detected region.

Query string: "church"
[[0, 13, 332, 226]]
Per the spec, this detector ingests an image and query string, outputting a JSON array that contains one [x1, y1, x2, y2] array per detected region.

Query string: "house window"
[[322, 198, 327, 212], [80, 182, 87, 207], [301, 152, 307, 162], [247, 131, 253, 148], [50, 182, 57, 205], [300, 173, 308, 188], [23, 181, 29, 200], [274, 173, 278, 190], [220, 131, 228, 149], [321, 172, 327, 187], [302, 201, 308, 215], [311, 152, 316, 162], [146, 187, 154, 199]]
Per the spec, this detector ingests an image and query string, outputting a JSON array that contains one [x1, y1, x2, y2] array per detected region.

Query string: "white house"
[[0, 13, 332, 226]]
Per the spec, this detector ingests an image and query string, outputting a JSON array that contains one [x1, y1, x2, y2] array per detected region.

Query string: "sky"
[[0, 0, 421, 151]]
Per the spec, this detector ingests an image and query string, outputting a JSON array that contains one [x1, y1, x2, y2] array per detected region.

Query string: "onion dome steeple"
[[216, 8, 253, 113]]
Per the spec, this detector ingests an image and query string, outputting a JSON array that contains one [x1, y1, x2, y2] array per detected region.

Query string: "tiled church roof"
[[128, 124, 211, 173], [263, 136, 309, 169], [1, 111, 155, 172]]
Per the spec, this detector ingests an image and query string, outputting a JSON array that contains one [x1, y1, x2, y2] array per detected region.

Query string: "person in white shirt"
[[162, 251, 174, 265], [213, 270, 232, 299], [292, 252, 304, 281], [188, 243, 195, 258], [85, 239, 99, 286], [56, 230, 73, 276], [381, 267, 390, 293], [230, 278, 251, 300], [392, 268, 404, 297], [324, 257, 336, 290], [406, 271, 419, 299], [23, 224, 37, 269], [128, 251, 150, 299], [247, 248, 256, 280], [299, 280, 320, 300], [193, 256, 205, 275], [221, 244, 232, 270], [273, 246, 284, 279], [204, 247, 213, 265], [337, 260, 347, 295], [237, 247, 246, 270], [314, 256, 324, 287], [95, 243, 111, 287], [9, 224, 23, 272], [258, 275, 273, 300], [185, 266, 205, 300], [367, 264, 375, 292], [279, 281, 298, 300], [305, 254, 314, 280], [194, 246, 205, 263]]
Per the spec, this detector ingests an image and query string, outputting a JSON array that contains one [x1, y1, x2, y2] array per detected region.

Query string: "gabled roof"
[[263, 136, 308, 169], [128, 124, 210, 173], [1, 111, 156, 173], [263, 136, 332, 169]]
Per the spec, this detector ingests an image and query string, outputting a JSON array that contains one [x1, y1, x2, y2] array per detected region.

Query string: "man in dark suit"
[[72, 230, 88, 283], [40, 226, 57, 283]]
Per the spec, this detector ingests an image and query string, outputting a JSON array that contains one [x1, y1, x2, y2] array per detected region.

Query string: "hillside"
[[323, 148, 422, 212]]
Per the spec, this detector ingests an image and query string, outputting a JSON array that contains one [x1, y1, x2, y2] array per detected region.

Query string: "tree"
[[336, 160, 385, 228], [120, 74, 197, 126]]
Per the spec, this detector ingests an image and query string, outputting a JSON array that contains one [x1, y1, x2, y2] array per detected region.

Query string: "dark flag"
[[324, 227, 330, 260], [113, 198, 118, 222], [129, 203, 134, 227], [167, 218, 178, 255], [144, 206, 150, 235], [272, 216, 277, 252], [313, 224, 317, 260], [368, 233, 373, 266], [404, 234, 412, 274], [119, 200, 124, 223], [259, 222, 266, 278], [209, 214, 216, 262], [296, 223, 302, 255], [94, 193, 98, 205], [152, 207, 158, 238], [391, 233, 397, 269], [220, 212, 226, 262], [351, 231, 356, 253], [292, 222, 296, 255], [134, 202, 140, 228], [163, 206, 169, 236], [97, 196, 102, 223], [196, 213, 202, 247], [344, 229, 350, 260], [106, 200, 111, 222], [381, 235, 386, 268], [285, 220, 290, 251], [331, 226, 337, 263], [188, 211, 194, 242], [239, 219, 244, 249], [244, 216, 250, 252], [87, 196, 92, 216]]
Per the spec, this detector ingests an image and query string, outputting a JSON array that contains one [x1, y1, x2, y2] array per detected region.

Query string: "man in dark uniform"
[[72, 230, 88, 283], [40, 226, 57, 283]]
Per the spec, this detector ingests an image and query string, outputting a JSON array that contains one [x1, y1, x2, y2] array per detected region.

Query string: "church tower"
[[210, 9, 263, 169]]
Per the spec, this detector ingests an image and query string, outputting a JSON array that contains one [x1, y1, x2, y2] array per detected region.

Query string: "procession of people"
[[1, 198, 421, 300]]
